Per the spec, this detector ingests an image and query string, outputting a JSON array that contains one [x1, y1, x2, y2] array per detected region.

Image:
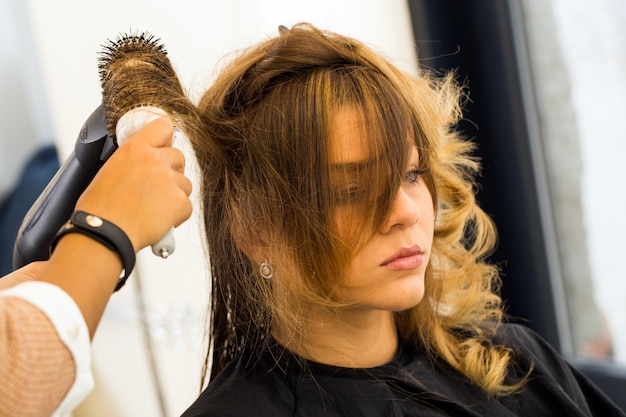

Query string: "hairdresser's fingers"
[[75, 124, 193, 251], [160, 146, 186, 174], [128, 118, 175, 148], [173, 170, 193, 197], [170, 180, 193, 228], [121, 119, 186, 174]]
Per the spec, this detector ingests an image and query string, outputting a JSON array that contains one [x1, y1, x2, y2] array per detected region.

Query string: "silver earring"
[[259, 259, 273, 280]]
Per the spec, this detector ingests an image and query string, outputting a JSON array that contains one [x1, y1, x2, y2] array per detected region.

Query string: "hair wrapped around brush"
[[98, 31, 210, 151]]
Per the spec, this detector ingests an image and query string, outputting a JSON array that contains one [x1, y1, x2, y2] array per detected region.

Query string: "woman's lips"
[[381, 245, 424, 271]]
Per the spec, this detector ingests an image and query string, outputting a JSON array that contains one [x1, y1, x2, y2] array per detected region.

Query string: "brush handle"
[[116, 107, 178, 259]]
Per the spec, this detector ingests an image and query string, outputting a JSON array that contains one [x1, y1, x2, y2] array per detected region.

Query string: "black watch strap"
[[51, 210, 136, 292]]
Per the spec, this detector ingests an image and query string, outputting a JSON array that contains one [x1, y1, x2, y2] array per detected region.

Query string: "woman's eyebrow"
[[330, 159, 377, 174], [330, 152, 420, 174]]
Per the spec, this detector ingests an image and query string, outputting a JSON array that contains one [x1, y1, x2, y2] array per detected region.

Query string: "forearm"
[[38, 232, 124, 339]]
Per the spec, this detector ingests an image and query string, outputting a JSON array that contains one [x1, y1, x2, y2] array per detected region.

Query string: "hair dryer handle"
[[12, 105, 114, 270]]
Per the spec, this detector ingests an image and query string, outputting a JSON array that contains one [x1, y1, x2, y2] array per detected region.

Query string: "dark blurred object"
[[10, 105, 113, 271], [0, 145, 60, 275]]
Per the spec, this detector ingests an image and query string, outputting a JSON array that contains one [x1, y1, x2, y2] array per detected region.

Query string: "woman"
[[181, 23, 624, 416], [0, 119, 192, 417]]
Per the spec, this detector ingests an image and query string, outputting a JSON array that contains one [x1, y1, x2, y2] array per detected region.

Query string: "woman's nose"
[[381, 187, 419, 234]]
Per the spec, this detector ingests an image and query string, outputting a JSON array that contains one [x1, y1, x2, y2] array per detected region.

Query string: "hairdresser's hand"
[[75, 118, 193, 252]]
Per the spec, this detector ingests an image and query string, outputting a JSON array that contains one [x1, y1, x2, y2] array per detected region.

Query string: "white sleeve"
[[0, 281, 94, 417]]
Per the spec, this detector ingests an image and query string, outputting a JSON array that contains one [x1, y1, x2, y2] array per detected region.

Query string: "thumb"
[[121, 117, 175, 149]]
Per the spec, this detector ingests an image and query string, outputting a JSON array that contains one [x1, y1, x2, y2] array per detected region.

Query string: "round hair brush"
[[11, 32, 194, 270], [98, 31, 195, 258]]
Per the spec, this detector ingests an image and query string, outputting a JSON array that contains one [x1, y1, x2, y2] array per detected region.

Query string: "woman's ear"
[[228, 195, 272, 266], [230, 222, 268, 266]]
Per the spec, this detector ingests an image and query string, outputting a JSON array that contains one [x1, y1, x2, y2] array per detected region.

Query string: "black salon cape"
[[181, 324, 625, 416]]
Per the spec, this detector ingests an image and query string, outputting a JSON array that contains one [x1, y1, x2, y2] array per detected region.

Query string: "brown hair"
[[188, 23, 521, 396]]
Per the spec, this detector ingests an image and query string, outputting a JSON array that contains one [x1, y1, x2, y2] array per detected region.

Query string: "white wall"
[[21, 1, 419, 416], [0, 0, 53, 197], [24, 0, 419, 160]]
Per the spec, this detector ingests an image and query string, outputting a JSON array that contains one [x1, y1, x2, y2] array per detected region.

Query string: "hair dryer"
[[12, 104, 115, 269], [12, 31, 193, 270]]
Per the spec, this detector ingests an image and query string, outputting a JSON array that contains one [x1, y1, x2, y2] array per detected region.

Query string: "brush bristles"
[[98, 31, 193, 136]]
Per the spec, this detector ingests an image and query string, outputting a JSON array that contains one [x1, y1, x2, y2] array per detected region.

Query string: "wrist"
[[50, 210, 136, 291], [43, 234, 122, 338], [48, 234, 122, 292]]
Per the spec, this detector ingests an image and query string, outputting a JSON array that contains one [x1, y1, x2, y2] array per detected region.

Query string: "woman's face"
[[329, 107, 435, 312]]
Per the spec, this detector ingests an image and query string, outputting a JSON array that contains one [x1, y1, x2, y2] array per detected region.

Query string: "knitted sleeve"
[[0, 296, 76, 417], [0, 279, 94, 417]]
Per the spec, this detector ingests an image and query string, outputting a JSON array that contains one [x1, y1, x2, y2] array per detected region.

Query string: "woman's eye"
[[335, 184, 363, 203], [405, 167, 426, 184]]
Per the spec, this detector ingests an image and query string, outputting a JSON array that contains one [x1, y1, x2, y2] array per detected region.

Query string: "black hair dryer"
[[12, 104, 117, 270]]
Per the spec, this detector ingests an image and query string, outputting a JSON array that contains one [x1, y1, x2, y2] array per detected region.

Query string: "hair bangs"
[[322, 67, 429, 253]]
